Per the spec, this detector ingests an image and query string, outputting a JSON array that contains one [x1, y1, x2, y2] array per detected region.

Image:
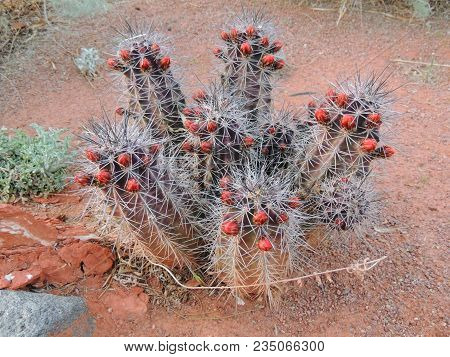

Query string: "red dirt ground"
[[0, 0, 448, 336]]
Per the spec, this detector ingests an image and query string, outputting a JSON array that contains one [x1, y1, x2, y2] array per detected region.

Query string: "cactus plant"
[[75, 13, 396, 306]]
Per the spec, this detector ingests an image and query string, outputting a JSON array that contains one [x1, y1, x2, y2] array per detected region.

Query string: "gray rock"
[[0, 290, 93, 337]]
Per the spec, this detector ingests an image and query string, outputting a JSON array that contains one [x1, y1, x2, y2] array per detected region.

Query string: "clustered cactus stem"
[[75, 12, 397, 306]]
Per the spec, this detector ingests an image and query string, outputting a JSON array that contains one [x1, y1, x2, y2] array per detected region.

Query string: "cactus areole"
[[76, 12, 398, 306]]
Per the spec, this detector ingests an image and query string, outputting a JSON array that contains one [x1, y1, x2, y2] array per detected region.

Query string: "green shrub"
[[0, 124, 73, 202]]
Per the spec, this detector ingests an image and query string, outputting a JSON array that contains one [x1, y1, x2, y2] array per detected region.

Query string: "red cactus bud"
[[125, 178, 140, 192], [272, 41, 283, 52], [150, 43, 160, 54], [206, 121, 218, 133], [260, 36, 269, 47], [340, 177, 349, 183], [360, 138, 378, 153], [193, 89, 206, 101], [192, 107, 202, 116], [326, 88, 337, 100], [340, 114, 356, 130], [221, 190, 233, 205], [139, 58, 151, 71], [115, 107, 124, 115], [213, 47, 222, 57], [230, 28, 239, 41], [96, 169, 111, 185], [268, 126, 276, 135], [188, 121, 200, 134], [243, 136, 255, 147], [182, 107, 193, 116], [336, 93, 348, 107], [74, 174, 91, 186], [274, 59, 285, 69], [246, 25, 256, 37], [221, 220, 239, 235], [220, 31, 230, 41], [183, 119, 193, 130], [379, 145, 395, 158], [315, 108, 329, 124], [139, 46, 147, 54], [368, 113, 382, 125], [308, 100, 316, 108], [119, 49, 130, 61], [261, 54, 275, 66], [261, 146, 270, 155], [335, 218, 347, 230], [253, 210, 268, 225], [200, 140, 213, 153], [279, 142, 287, 151], [159, 57, 171, 70], [107, 57, 118, 69], [85, 149, 100, 162], [240, 42, 252, 56], [288, 196, 301, 208], [257, 236, 273, 251], [278, 212, 289, 223], [219, 175, 232, 189], [117, 153, 131, 167], [182, 141, 194, 152], [149, 143, 161, 154]]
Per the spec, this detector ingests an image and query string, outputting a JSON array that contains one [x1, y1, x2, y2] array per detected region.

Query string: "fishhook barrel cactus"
[[75, 11, 396, 306]]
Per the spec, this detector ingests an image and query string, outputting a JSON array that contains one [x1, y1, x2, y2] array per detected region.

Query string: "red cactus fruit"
[[335, 218, 347, 230], [261, 146, 270, 155], [360, 138, 378, 153], [288, 196, 301, 208], [206, 121, 218, 133], [261, 54, 275, 66], [336, 93, 348, 107], [221, 220, 239, 235], [268, 126, 276, 135], [106, 58, 118, 69], [96, 169, 111, 185], [193, 89, 206, 101], [150, 43, 160, 54], [220, 31, 230, 41], [340, 177, 349, 183], [74, 174, 91, 186], [159, 57, 171, 70], [192, 107, 203, 116], [314, 108, 329, 124], [149, 144, 161, 154], [139, 58, 151, 71], [219, 175, 232, 189], [183, 119, 193, 130], [380, 145, 395, 158], [139, 46, 147, 54], [257, 237, 273, 252], [182, 107, 193, 117], [213, 47, 222, 57], [277, 212, 289, 223], [272, 41, 283, 52], [188, 121, 200, 134], [243, 136, 255, 147], [119, 49, 130, 61], [246, 25, 256, 37], [125, 178, 140, 192], [326, 88, 337, 100], [115, 107, 124, 115], [308, 100, 316, 108], [230, 28, 239, 41], [260, 36, 269, 47], [221, 190, 233, 205], [253, 210, 269, 225], [274, 59, 285, 69], [200, 140, 213, 153], [279, 142, 287, 151], [340, 114, 356, 130], [240, 42, 252, 56], [182, 141, 194, 152], [85, 149, 100, 162], [117, 153, 131, 167], [368, 113, 382, 125]]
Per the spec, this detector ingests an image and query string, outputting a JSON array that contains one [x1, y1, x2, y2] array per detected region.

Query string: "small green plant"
[[49, 0, 109, 18], [74, 47, 103, 78], [0, 124, 73, 202]]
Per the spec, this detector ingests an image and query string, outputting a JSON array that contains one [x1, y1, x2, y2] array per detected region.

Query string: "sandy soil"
[[0, 0, 448, 336]]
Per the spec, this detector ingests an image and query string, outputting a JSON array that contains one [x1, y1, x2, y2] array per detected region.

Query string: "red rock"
[[9, 267, 42, 290], [101, 287, 149, 320], [38, 250, 81, 286]]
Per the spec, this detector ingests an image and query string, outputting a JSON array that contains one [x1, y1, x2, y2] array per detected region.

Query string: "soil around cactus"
[[0, 0, 448, 337]]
